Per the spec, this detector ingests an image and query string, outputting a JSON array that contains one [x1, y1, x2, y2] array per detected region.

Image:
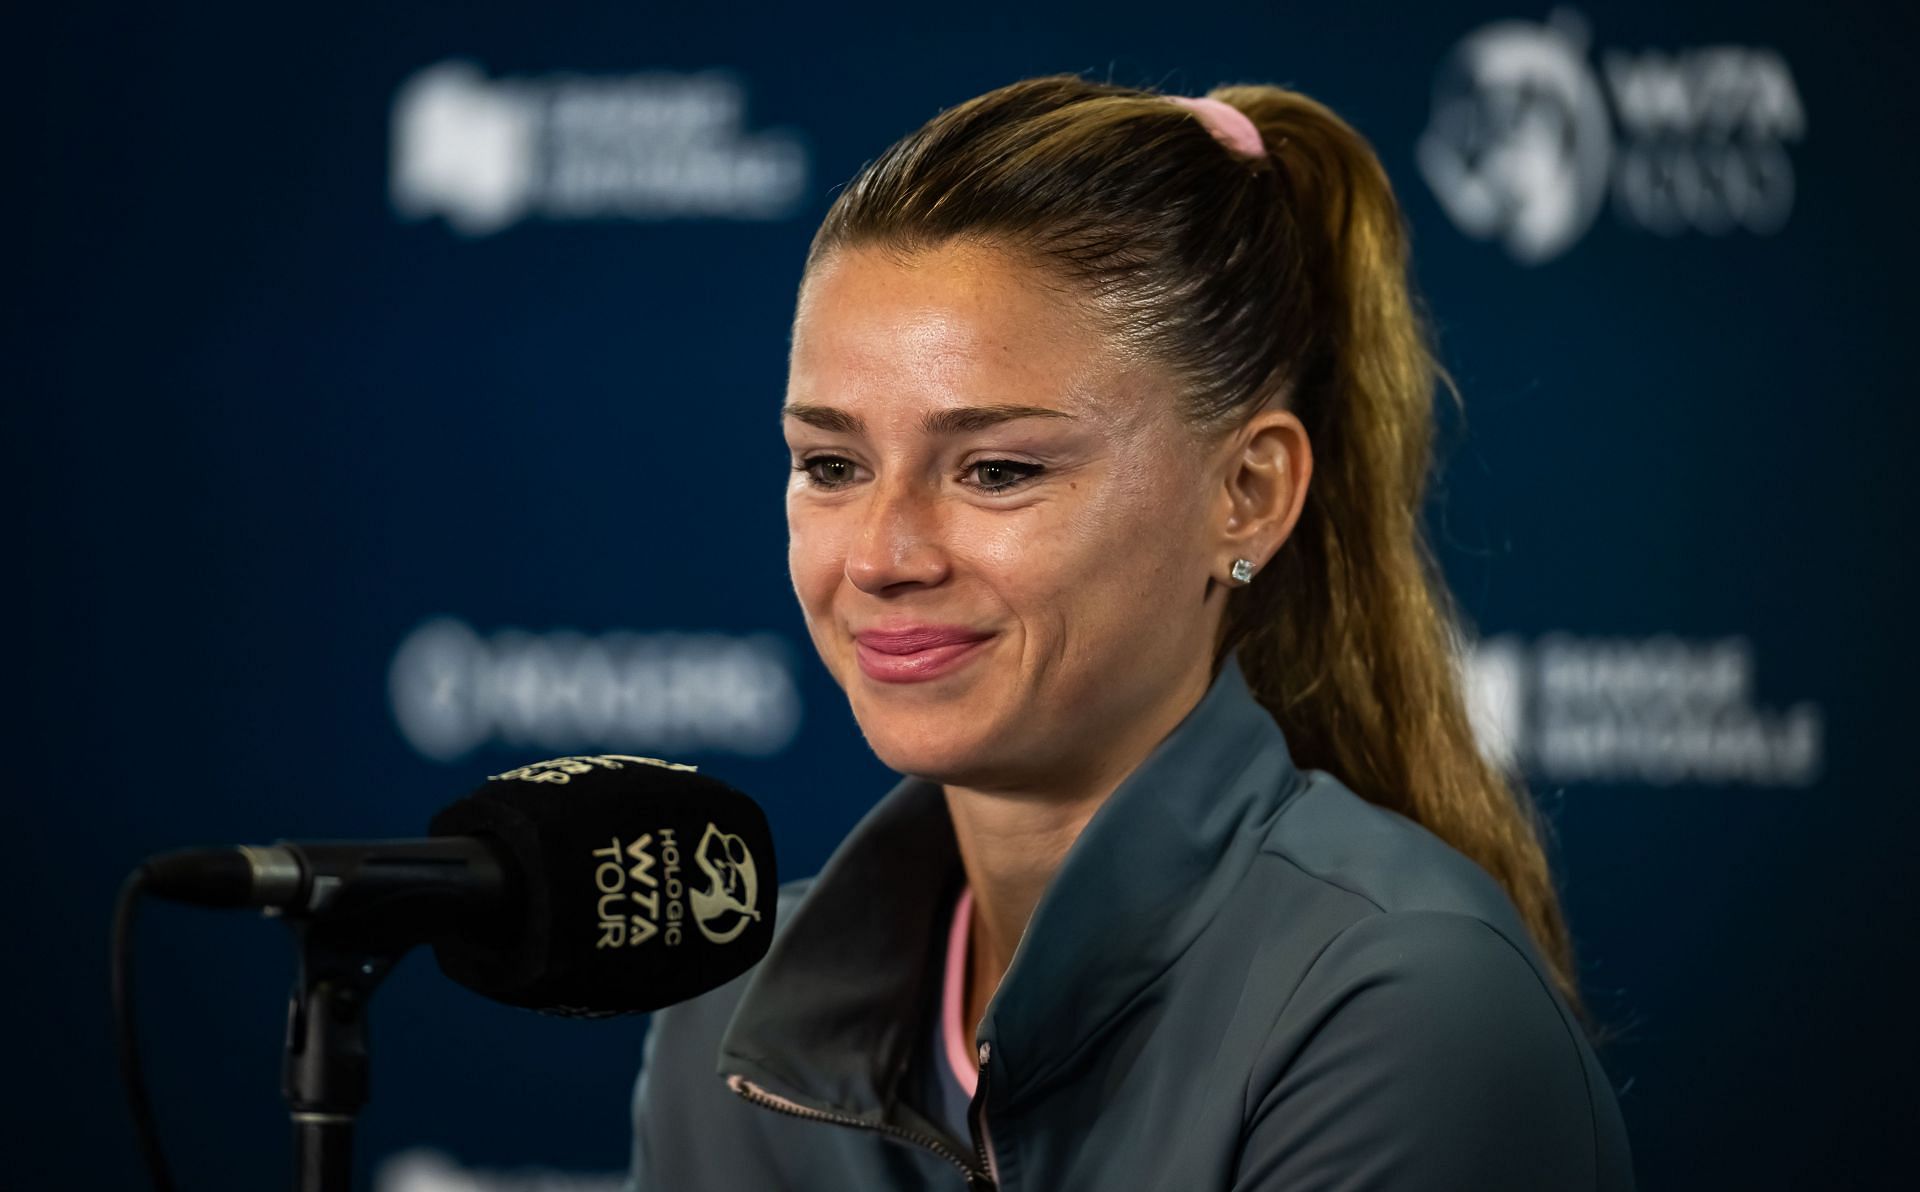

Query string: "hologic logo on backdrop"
[[389, 616, 802, 761], [390, 60, 809, 236], [1461, 633, 1823, 787], [1417, 8, 1806, 263]]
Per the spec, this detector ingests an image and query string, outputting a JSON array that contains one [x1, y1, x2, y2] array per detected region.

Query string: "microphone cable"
[[113, 868, 176, 1192]]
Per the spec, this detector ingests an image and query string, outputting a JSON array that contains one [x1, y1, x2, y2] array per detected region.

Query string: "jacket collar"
[[716, 654, 1306, 1117]]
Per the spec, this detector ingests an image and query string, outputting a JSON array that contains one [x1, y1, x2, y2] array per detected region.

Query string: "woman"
[[626, 75, 1633, 1191]]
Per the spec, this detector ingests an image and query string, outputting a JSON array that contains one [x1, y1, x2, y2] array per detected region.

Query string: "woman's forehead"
[[789, 243, 1152, 421]]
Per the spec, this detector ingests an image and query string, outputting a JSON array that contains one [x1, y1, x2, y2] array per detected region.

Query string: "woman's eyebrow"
[[781, 403, 863, 433], [924, 404, 1076, 434], [780, 403, 1075, 435]]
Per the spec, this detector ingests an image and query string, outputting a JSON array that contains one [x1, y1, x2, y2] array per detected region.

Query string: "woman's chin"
[[858, 720, 1001, 786]]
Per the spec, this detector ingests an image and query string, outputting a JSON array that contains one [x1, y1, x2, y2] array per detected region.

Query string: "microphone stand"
[[281, 924, 404, 1192], [268, 839, 503, 1192]]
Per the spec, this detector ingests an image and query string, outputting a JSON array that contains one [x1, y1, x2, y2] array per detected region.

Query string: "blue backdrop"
[[16, 2, 1917, 1189]]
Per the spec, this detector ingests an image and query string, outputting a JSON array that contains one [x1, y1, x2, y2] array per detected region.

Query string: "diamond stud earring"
[[1230, 558, 1256, 584]]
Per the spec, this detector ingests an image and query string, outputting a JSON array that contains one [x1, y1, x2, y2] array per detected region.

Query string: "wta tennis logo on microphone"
[[688, 823, 762, 944], [593, 830, 685, 948], [471, 752, 770, 951], [591, 823, 762, 948]]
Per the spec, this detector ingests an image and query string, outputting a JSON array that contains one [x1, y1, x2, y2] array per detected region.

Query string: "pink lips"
[[854, 625, 994, 683]]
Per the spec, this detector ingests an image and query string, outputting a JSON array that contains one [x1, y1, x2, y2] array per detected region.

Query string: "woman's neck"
[[939, 661, 1215, 1049], [942, 783, 1104, 1058]]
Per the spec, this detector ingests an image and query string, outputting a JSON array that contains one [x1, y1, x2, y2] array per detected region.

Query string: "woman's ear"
[[1212, 408, 1312, 582]]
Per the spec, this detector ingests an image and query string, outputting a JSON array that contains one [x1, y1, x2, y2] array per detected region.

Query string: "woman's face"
[[783, 241, 1232, 792]]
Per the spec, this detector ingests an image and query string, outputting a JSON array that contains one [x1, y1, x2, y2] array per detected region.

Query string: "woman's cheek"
[[786, 528, 851, 686], [786, 515, 840, 616], [966, 516, 1033, 573]]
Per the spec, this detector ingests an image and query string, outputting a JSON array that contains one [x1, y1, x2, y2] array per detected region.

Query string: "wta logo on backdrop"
[[1461, 633, 1824, 787], [1417, 8, 1807, 263], [389, 61, 809, 236], [389, 617, 802, 762]]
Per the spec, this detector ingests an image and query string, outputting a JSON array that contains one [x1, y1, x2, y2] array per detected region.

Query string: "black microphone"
[[136, 754, 778, 1016]]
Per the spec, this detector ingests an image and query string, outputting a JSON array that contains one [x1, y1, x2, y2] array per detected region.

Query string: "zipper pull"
[[972, 1041, 999, 1188]]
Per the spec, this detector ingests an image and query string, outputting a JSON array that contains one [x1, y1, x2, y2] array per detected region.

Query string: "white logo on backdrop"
[[1461, 633, 1823, 786], [391, 60, 809, 236], [377, 1149, 622, 1192], [1418, 8, 1806, 263], [389, 617, 802, 761]]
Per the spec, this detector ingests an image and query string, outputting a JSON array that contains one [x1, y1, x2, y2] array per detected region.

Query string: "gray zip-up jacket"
[[626, 656, 1634, 1190]]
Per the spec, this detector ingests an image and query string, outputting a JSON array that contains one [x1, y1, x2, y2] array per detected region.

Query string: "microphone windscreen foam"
[[428, 755, 776, 1016]]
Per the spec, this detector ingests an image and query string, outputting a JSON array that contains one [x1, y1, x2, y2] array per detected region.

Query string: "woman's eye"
[[967, 460, 1044, 492], [796, 455, 859, 488], [794, 456, 1042, 493]]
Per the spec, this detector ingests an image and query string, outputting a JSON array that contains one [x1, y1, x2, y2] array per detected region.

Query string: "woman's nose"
[[845, 476, 949, 594]]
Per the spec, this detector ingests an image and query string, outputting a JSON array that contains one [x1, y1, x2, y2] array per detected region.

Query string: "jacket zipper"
[[973, 1041, 1001, 1186], [727, 1073, 997, 1190]]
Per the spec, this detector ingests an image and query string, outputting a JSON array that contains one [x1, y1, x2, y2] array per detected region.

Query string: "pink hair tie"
[[1167, 95, 1266, 159]]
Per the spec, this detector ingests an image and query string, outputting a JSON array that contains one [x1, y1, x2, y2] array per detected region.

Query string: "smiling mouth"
[[852, 632, 994, 683]]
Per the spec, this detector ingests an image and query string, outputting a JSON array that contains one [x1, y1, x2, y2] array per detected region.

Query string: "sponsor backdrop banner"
[[16, 2, 1915, 1188]]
